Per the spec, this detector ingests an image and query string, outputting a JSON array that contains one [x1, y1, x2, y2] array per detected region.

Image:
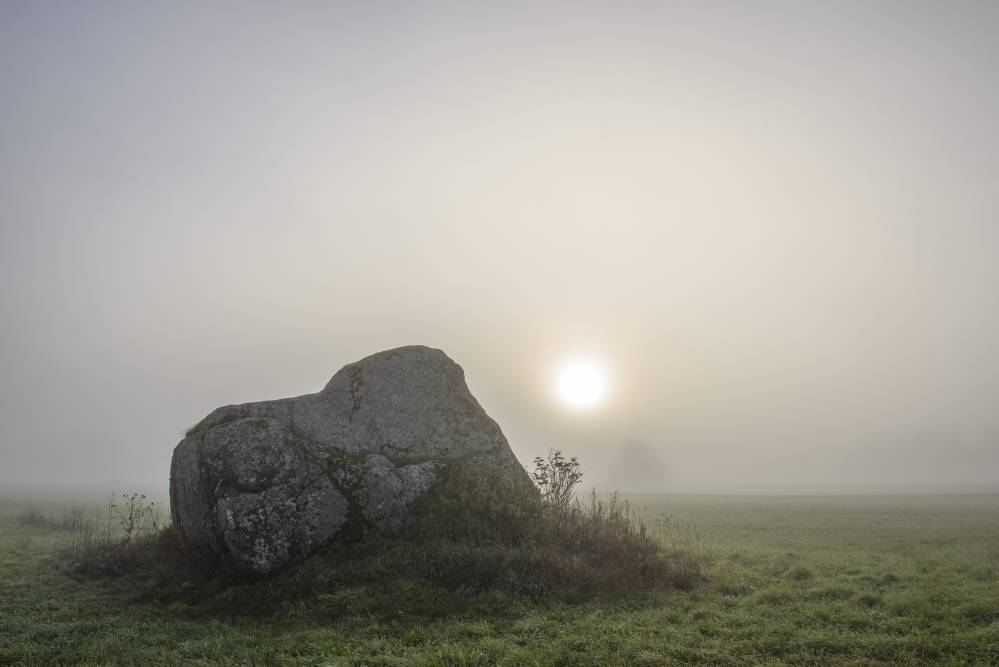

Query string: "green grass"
[[2, 495, 998, 665]]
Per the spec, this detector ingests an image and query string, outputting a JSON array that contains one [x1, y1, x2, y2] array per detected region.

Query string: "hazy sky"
[[3, 1, 998, 496]]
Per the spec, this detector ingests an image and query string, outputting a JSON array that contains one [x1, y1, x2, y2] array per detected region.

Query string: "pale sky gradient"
[[2, 1, 998, 496]]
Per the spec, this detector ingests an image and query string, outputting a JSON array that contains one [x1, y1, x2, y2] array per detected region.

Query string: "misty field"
[[2, 495, 998, 666]]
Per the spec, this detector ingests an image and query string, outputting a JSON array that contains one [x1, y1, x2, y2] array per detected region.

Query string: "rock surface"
[[170, 346, 531, 574]]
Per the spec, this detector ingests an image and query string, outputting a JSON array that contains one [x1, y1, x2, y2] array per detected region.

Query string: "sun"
[[554, 358, 608, 410]]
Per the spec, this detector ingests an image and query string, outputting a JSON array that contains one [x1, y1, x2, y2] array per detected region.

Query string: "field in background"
[[1, 495, 997, 665]]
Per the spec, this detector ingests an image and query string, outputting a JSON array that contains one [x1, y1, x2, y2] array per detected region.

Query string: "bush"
[[412, 450, 705, 593], [531, 450, 583, 521], [414, 462, 543, 546]]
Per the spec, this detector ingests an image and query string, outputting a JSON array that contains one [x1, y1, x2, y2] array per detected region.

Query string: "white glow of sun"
[[555, 358, 607, 409]]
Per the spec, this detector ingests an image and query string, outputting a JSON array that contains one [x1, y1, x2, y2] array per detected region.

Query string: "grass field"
[[1, 494, 997, 666]]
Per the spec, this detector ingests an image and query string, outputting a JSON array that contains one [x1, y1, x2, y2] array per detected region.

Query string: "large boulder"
[[170, 345, 532, 574]]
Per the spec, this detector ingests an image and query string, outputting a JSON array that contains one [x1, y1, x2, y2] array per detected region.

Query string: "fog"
[[3, 2, 998, 498]]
